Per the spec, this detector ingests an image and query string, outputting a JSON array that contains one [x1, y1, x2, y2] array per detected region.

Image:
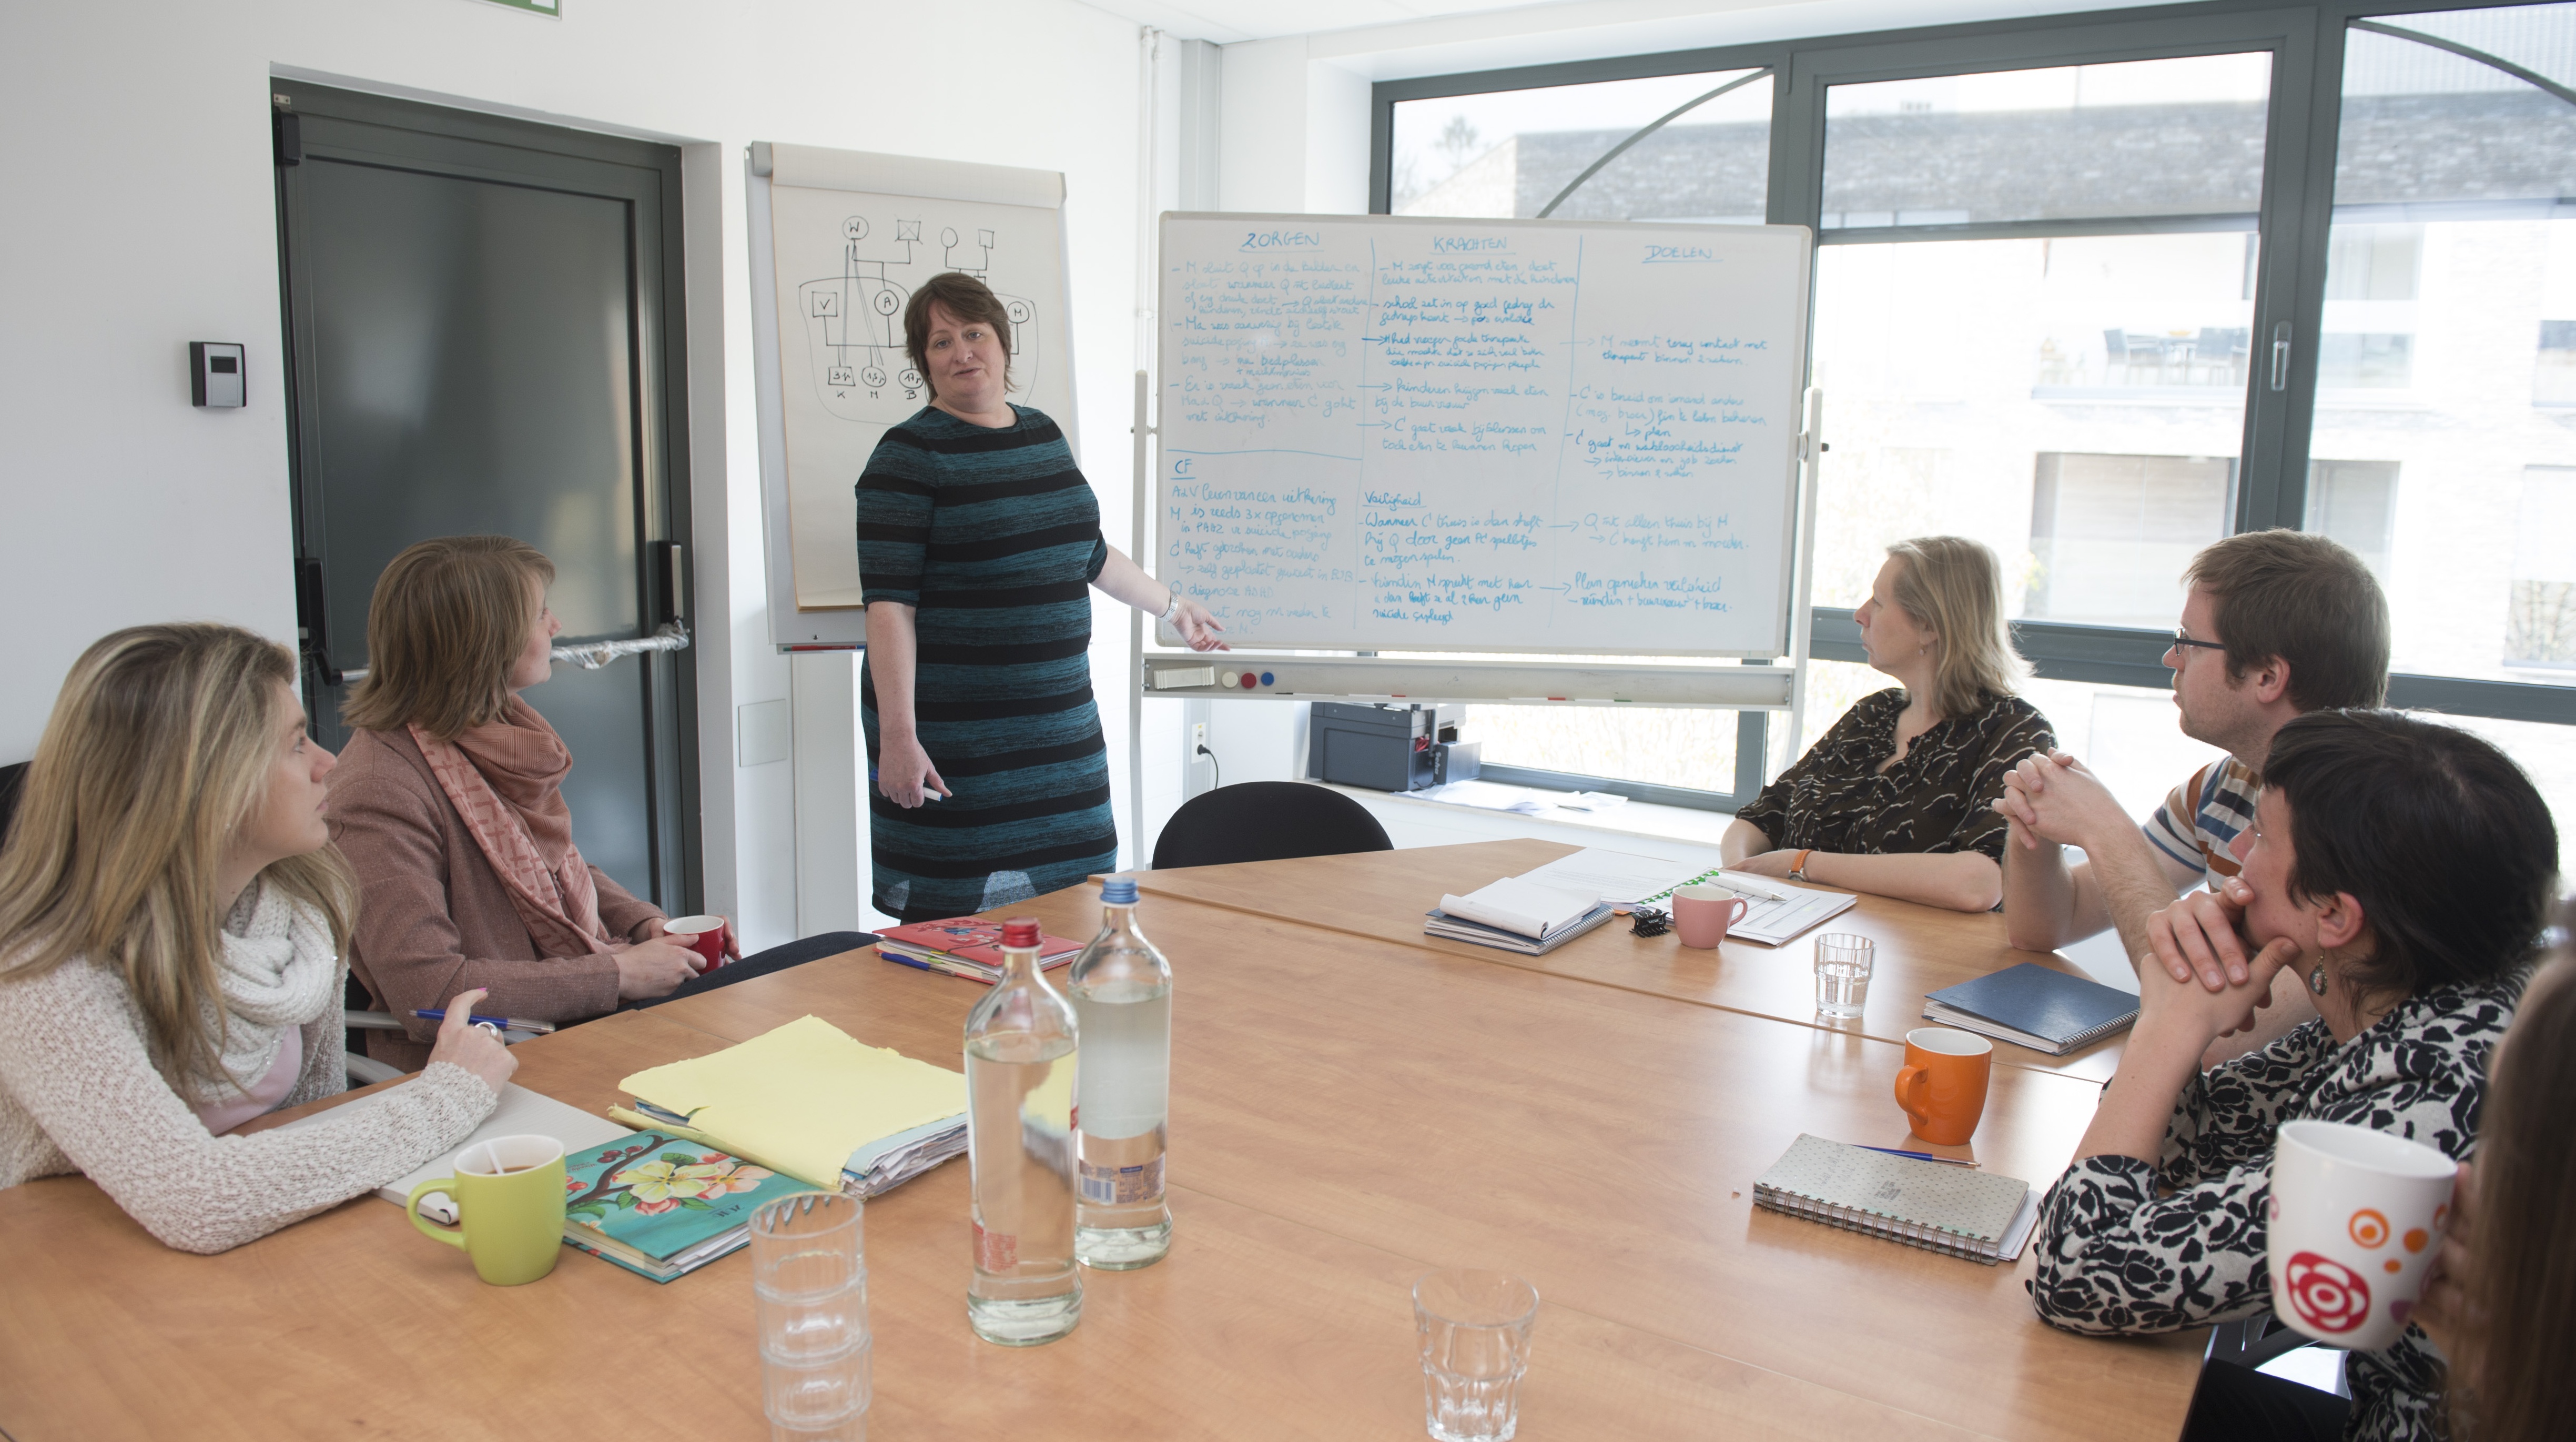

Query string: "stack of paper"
[[614, 1015, 968, 1196], [875, 917, 1084, 984], [1427, 873, 1617, 954]]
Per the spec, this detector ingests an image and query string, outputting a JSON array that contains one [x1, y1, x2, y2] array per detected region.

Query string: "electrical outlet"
[[1191, 721, 1209, 756]]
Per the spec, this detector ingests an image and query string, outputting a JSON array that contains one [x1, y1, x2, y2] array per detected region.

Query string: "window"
[[2508, 467, 2576, 668], [2029, 453, 2236, 624], [2304, 459, 2399, 580], [1810, 54, 2269, 628], [1390, 69, 1771, 222], [2313, 5, 2576, 682], [1371, 1, 2576, 820]]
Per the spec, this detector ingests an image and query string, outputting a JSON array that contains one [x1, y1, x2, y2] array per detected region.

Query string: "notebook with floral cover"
[[560, 1130, 820, 1283]]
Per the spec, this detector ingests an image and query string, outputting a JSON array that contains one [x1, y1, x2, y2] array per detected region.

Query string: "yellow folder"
[[616, 1015, 966, 1189]]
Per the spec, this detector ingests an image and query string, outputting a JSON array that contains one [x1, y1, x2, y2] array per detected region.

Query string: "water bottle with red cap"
[[962, 916, 1082, 1344]]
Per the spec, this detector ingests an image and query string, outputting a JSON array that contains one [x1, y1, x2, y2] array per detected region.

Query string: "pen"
[[1855, 1144, 1979, 1168], [410, 1009, 558, 1035]]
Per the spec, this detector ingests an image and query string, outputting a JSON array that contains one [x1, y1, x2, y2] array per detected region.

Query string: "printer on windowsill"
[[1306, 702, 1480, 793]]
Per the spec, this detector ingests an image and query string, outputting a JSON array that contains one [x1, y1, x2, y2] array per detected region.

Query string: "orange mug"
[[1893, 1027, 1992, 1146], [1670, 885, 1750, 949]]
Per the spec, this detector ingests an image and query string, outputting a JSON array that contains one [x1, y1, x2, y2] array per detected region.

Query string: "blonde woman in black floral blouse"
[[1725, 536, 2053, 912], [2031, 710, 2555, 1442]]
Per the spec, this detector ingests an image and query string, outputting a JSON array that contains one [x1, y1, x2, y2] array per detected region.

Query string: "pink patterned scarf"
[[410, 697, 614, 957]]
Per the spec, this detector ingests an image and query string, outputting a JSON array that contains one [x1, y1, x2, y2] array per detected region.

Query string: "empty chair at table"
[[0, 624, 512, 1254], [1151, 780, 1393, 870]]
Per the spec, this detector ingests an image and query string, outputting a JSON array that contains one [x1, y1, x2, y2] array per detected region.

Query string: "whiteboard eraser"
[[1153, 665, 1216, 690]]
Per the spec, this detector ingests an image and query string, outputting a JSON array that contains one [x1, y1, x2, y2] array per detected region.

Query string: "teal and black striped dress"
[[855, 404, 1117, 922]]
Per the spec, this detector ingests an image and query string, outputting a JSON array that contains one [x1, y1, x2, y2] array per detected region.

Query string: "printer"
[[1306, 702, 1480, 793]]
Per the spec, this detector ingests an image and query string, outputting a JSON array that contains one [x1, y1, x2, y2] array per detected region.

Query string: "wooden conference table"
[[0, 843, 2194, 1441]]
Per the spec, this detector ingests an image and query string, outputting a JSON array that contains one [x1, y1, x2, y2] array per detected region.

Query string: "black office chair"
[[1150, 781, 1394, 870]]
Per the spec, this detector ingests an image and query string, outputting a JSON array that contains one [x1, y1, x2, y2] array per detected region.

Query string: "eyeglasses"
[[2168, 631, 2226, 655]]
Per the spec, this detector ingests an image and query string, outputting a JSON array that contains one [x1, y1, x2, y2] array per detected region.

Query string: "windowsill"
[[1319, 781, 1738, 855]]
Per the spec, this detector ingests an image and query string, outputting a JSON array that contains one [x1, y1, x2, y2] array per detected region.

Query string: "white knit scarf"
[[195, 881, 340, 1101]]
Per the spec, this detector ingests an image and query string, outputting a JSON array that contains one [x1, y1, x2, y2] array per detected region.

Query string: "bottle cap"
[[1000, 918, 1041, 949], [1101, 876, 1140, 905]]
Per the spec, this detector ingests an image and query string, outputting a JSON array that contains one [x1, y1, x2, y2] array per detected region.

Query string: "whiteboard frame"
[[1151, 210, 1813, 660], [747, 143, 1079, 649]]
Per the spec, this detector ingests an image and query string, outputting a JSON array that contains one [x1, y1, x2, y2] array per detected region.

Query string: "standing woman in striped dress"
[[857, 273, 1228, 924]]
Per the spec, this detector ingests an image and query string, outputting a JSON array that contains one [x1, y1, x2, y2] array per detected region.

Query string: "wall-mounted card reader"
[[190, 342, 245, 408]]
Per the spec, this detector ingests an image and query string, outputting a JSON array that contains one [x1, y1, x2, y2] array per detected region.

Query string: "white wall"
[[0, 0, 1145, 949]]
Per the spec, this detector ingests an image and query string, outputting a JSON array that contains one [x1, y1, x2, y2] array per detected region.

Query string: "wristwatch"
[[1788, 849, 1814, 881]]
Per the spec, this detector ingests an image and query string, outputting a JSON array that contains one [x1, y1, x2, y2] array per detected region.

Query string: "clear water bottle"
[[1068, 877, 1174, 1269], [962, 917, 1082, 1345]]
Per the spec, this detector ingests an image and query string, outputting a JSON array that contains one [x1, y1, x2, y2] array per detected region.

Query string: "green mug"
[[408, 1134, 567, 1285]]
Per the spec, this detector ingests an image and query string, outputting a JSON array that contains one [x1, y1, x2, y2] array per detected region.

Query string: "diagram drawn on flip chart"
[[1153, 213, 1811, 658], [751, 144, 1073, 624], [794, 215, 1043, 425]]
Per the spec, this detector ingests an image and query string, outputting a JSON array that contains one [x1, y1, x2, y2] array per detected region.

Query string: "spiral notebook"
[[1752, 1134, 2041, 1265]]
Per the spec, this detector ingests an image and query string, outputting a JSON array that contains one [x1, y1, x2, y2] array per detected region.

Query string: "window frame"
[[1371, 0, 2576, 815]]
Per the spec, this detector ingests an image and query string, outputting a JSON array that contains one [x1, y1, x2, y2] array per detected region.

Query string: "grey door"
[[274, 83, 698, 908]]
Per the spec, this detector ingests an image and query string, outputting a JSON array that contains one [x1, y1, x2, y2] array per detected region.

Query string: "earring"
[[2307, 962, 2329, 996]]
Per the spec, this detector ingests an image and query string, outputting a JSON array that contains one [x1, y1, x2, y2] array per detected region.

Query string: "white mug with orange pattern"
[[2266, 1119, 2458, 1351]]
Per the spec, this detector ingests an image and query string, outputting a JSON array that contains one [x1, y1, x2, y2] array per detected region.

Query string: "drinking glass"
[[1414, 1268, 1539, 1442], [751, 1192, 868, 1441], [1813, 933, 1875, 1020]]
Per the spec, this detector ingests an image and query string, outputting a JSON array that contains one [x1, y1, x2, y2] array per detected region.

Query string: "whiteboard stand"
[[1129, 369, 1152, 872], [1778, 387, 1825, 783]]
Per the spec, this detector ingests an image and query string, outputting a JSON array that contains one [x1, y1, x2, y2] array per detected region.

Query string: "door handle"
[[2269, 321, 2292, 392]]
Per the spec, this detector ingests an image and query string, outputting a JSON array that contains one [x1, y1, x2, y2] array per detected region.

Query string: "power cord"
[[1195, 743, 1222, 789]]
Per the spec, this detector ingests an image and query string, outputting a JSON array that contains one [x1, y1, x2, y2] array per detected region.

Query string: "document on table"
[[1513, 848, 1709, 907], [1631, 864, 1859, 946]]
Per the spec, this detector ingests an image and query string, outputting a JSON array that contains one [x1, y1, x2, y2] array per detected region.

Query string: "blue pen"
[[411, 1008, 557, 1035], [1855, 1143, 1978, 1168]]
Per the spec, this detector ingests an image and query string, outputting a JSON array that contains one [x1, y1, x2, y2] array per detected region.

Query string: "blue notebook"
[[1921, 963, 2138, 1056]]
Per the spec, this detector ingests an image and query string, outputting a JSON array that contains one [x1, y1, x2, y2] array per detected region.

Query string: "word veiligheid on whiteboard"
[[1155, 214, 1810, 657]]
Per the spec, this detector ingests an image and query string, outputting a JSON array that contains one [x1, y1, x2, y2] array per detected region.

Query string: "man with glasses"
[[1994, 529, 2390, 1060]]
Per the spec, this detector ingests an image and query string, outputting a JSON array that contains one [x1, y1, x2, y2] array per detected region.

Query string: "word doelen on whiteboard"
[[1155, 214, 1812, 657]]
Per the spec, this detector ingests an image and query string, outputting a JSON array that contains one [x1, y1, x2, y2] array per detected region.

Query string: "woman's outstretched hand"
[[1171, 598, 1229, 652]]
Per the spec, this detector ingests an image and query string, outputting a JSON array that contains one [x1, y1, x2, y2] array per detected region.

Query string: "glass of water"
[[751, 1191, 869, 1442], [1414, 1268, 1539, 1442], [1813, 933, 1875, 1021]]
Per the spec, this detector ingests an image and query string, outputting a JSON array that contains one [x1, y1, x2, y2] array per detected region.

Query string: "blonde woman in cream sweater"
[[0, 624, 512, 1254]]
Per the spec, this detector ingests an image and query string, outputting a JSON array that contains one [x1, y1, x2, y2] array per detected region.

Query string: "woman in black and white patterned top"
[[2031, 710, 2559, 1442], [1727, 537, 2054, 912]]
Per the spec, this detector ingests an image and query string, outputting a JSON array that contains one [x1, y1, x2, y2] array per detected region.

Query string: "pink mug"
[[663, 914, 727, 970], [1670, 885, 1751, 949]]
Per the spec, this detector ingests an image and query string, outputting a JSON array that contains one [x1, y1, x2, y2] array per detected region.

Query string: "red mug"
[[664, 914, 726, 970]]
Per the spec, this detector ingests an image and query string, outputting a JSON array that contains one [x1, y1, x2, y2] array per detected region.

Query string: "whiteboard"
[[1154, 213, 1811, 657], [750, 144, 1076, 643]]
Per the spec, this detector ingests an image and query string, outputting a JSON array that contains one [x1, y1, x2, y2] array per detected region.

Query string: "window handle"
[[2269, 321, 2293, 392]]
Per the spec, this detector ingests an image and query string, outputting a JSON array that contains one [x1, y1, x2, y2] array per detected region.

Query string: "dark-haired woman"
[[2028, 709, 2557, 1442], [2412, 905, 2576, 1442], [858, 272, 1226, 923]]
